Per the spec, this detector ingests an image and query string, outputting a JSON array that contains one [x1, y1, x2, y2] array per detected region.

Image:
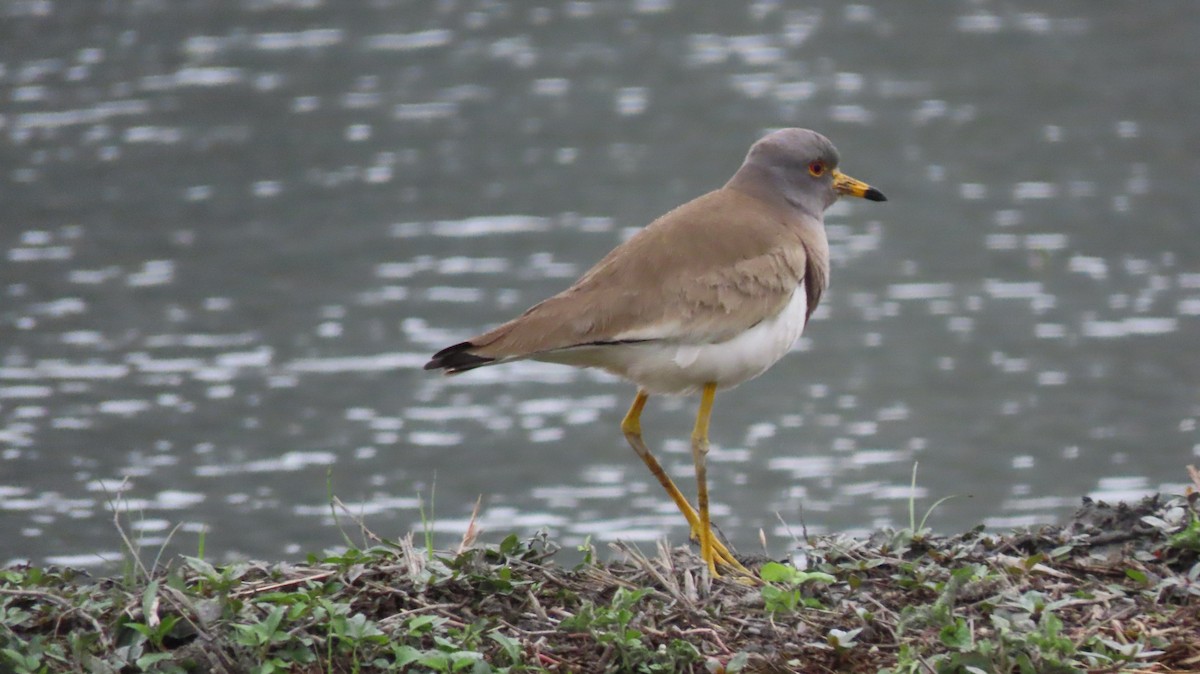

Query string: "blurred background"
[[1, 1, 1197, 570]]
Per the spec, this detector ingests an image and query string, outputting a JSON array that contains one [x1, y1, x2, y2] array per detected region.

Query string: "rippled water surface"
[[2, 1, 1198, 568]]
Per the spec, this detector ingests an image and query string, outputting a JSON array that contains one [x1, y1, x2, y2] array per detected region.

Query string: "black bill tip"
[[864, 187, 887, 202]]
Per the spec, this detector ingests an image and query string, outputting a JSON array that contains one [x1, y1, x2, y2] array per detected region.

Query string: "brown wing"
[[426, 188, 826, 371]]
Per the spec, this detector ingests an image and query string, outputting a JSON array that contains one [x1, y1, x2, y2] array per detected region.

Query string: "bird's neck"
[[724, 163, 824, 222]]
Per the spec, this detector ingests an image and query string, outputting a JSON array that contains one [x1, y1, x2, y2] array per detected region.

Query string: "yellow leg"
[[621, 389, 750, 576], [691, 383, 719, 575]]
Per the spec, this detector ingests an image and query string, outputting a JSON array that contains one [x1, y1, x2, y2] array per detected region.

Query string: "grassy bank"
[[3, 485, 1199, 673]]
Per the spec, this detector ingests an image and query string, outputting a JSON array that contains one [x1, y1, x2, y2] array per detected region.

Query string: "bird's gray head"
[[726, 128, 886, 217]]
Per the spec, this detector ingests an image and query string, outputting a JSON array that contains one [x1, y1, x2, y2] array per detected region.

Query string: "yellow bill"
[[833, 169, 887, 201]]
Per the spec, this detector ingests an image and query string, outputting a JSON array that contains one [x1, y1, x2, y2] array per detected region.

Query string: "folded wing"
[[425, 188, 827, 373]]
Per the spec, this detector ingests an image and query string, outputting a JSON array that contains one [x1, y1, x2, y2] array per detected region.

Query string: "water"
[[2, 1, 1198, 569]]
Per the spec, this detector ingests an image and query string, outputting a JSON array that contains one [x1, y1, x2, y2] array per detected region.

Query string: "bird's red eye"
[[808, 161, 825, 177]]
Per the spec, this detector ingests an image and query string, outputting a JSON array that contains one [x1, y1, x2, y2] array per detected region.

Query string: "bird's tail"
[[423, 342, 496, 374]]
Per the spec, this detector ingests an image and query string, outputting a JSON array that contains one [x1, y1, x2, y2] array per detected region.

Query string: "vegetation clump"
[[2, 488, 1198, 673]]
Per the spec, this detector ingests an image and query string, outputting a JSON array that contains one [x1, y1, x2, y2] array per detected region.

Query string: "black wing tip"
[[424, 342, 495, 374]]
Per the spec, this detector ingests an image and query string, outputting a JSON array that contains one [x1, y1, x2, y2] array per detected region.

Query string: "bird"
[[424, 128, 886, 576]]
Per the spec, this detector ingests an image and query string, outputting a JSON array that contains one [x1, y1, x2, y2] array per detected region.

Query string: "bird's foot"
[[689, 527, 756, 581]]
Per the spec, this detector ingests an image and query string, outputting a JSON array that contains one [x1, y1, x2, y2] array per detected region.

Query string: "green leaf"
[[182, 556, 219, 579], [759, 562, 799, 584], [141, 580, 161, 628], [232, 624, 266, 648], [795, 571, 836, 585], [262, 605, 287, 641], [407, 614, 443, 634], [0, 606, 32, 628], [392, 645, 423, 667], [448, 650, 484, 671], [488, 631, 522, 663], [1040, 611, 1064, 637], [611, 587, 651, 611], [136, 652, 176, 669], [160, 613, 183, 634], [499, 534, 521, 556], [1168, 513, 1200, 551], [725, 652, 750, 673], [761, 585, 801, 615], [2, 649, 39, 670], [938, 618, 972, 651], [342, 613, 384, 640], [1048, 544, 1074, 559], [418, 651, 451, 670]]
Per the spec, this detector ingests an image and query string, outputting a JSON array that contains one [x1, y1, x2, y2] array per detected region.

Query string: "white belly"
[[540, 285, 809, 395]]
